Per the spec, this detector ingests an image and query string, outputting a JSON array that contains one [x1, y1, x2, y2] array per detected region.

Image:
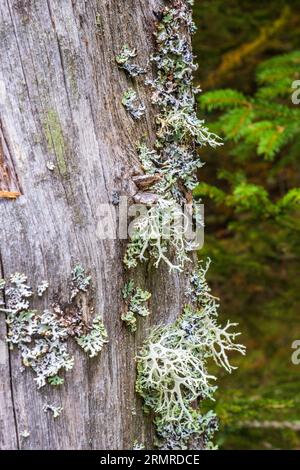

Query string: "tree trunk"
[[0, 0, 189, 450]]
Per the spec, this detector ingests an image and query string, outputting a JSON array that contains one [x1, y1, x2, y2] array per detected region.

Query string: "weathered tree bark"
[[0, 0, 189, 449]]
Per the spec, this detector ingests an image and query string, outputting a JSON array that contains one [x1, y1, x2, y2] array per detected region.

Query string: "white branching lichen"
[[121, 280, 151, 332], [122, 88, 145, 120], [136, 260, 245, 449]]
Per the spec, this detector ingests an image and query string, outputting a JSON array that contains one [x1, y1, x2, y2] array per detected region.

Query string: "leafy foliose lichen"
[[116, 45, 146, 77], [43, 402, 63, 419], [136, 260, 245, 449], [121, 280, 151, 332], [70, 264, 92, 300], [122, 88, 145, 120], [0, 267, 108, 392], [124, 198, 192, 272], [123, 0, 222, 272]]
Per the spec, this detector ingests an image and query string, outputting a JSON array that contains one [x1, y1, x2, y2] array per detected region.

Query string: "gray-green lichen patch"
[[43, 109, 68, 176], [116, 45, 146, 77], [121, 280, 151, 332], [124, 0, 245, 450], [123, 1, 222, 273]]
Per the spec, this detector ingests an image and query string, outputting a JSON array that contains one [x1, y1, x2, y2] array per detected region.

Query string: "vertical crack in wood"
[[0, 249, 20, 449]]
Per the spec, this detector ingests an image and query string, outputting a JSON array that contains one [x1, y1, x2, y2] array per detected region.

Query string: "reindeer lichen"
[[121, 280, 151, 332], [136, 260, 245, 449], [116, 45, 146, 77]]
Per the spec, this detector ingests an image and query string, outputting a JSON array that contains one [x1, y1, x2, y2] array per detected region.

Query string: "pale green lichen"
[[70, 264, 91, 300], [132, 440, 145, 450], [48, 375, 64, 386], [121, 280, 151, 332], [116, 45, 146, 77], [43, 109, 67, 176], [136, 260, 245, 449]]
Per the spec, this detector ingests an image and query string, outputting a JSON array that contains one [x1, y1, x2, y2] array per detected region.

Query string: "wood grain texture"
[[0, 0, 191, 449]]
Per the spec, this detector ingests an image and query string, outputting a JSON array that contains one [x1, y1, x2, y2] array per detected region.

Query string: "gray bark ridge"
[[0, 0, 188, 450]]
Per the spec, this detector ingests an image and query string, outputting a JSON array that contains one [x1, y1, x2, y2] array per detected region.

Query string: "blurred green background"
[[192, 0, 300, 449]]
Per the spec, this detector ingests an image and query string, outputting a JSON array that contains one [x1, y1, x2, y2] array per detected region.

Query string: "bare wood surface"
[[0, 0, 191, 449]]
